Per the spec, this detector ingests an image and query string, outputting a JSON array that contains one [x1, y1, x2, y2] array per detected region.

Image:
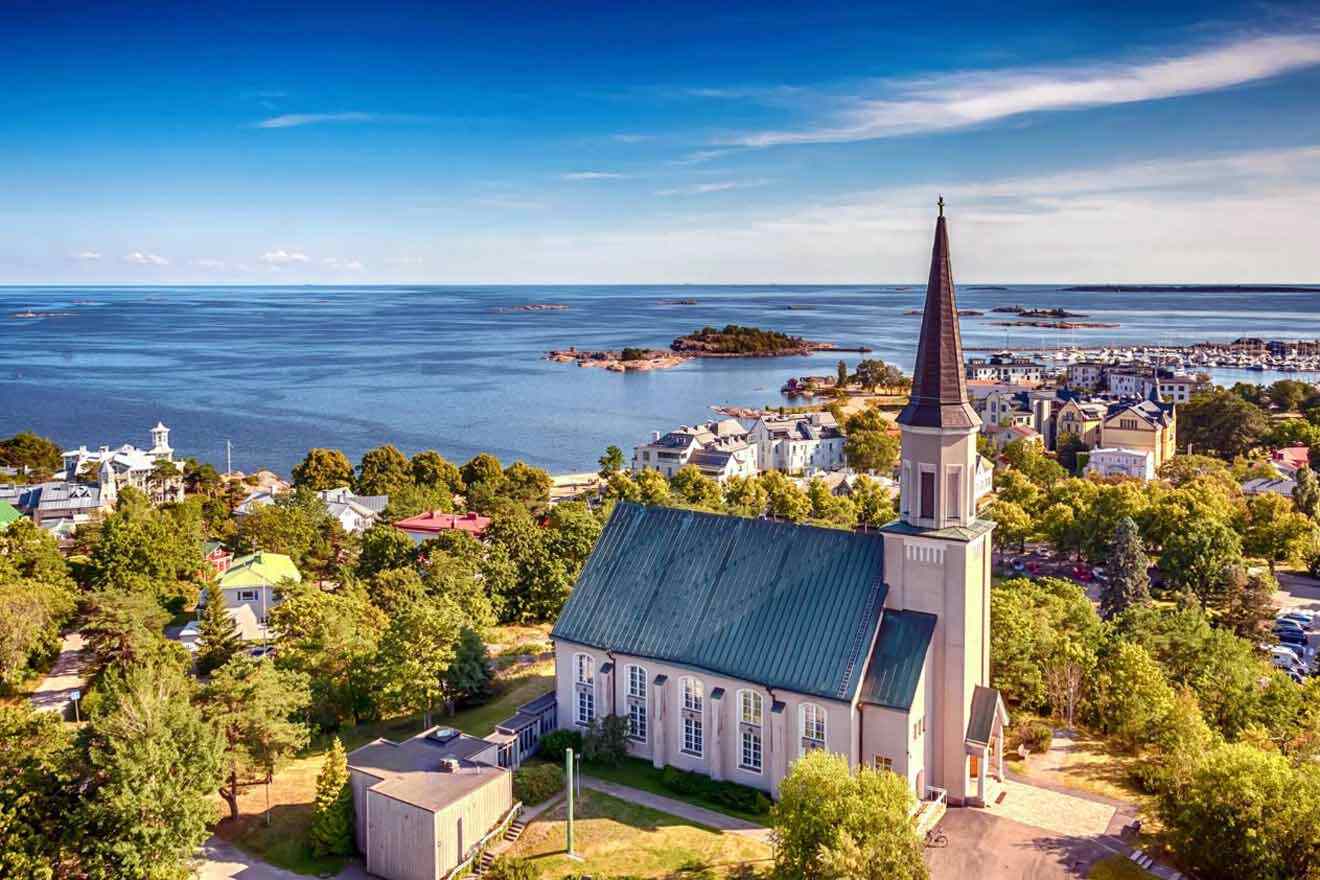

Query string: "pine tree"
[[195, 591, 244, 675], [1101, 517, 1151, 619], [445, 626, 492, 713], [1220, 568, 1278, 641], [1294, 466, 1320, 520], [309, 738, 355, 857]]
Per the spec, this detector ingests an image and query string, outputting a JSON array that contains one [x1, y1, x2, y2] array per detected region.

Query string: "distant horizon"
[[4, 282, 1320, 289]]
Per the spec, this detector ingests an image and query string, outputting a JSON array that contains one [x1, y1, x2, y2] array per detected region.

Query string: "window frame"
[[573, 653, 596, 727], [625, 664, 648, 743], [800, 702, 827, 755], [680, 677, 704, 758], [235, 589, 259, 603], [738, 689, 764, 773]]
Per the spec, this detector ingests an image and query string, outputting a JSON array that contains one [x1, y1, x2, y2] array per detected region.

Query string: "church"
[[550, 204, 1008, 807]]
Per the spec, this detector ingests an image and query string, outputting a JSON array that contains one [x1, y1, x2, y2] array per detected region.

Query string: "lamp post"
[[565, 747, 577, 859]]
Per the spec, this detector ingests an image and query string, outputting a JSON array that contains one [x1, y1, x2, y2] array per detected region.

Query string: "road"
[[195, 836, 369, 880]]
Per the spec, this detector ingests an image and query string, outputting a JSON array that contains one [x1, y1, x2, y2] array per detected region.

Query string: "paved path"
[[29, 632, 87, 717], [195, 836, 370, 880], [930, 807, 1121, 880], [580, 776, 771, 842]]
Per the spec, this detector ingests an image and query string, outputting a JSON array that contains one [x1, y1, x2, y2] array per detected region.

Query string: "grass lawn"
[[581, 757, 771, 824], [1088, 855, 1155, 880], [1007, 723, 1150, 807], [216, 627, 555, 874], [509, 789, 771, 879]]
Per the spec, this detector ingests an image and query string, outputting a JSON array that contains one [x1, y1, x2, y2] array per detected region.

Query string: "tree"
[[1101, 517, 1150, 618], [835, 359, 848, 389], [761, 471, 810, 522], [502, 461, 553, 511], [671, 464, 723, 509], [269, 586, 386, 729], [410, 449, 464, 493], [199, 656, 311, 820], [990, 577, 1102, 714], [1294, 466, 1320, 520], [1092, 641, 1175, 751], [291, 448, 355, 491], [445, 627, 492, 711], [1160, 518, 1243, 609], [0, 431, 62, 480], [233, 488, 342, 580], [356, 444, 412, 496], [78, 662, 225, 879], [773, 750, 926, 880], [1156, 742, 1320, 880], [149, 458, 181, 497], [987, 499, 1032, 553], [82, 591, 186, 681], [195, 591, 244, 675], [366, 566, 426, 617], [0, 704, 78, 876], [357, 523, 417, 579], [381, 482, 453, 521], [1002, 439, 1067, 485], [373, 596, 463, 726], [309, 739, 355, 858], [1044, 636, 1092, 729], [842, 408, 899, 473], [723, 474, 768, 518], [1219, 568, 1279, 642], [635, 469, 672, 506], [460, 453, 506, 500], [604, 471, 641, 502], [87, 491, 206, 600], [852, 476, 895, 529], [1157, 454, 1232, 487], [597, 445, 625, 478], [807, 478, 856, 528], [1244, 492, 1315, 573], [1055, 431, 1088, 474], [1179, 390, 1270, 458], [1268, 379, 1311, 413]]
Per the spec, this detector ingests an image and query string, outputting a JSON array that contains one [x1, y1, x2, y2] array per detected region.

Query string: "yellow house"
[[1055, 399, 1106, 448], [1099, 395, 1177, 471]]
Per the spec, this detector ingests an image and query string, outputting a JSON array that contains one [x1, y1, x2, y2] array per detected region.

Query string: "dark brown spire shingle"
[[897, 210, 980, 430]]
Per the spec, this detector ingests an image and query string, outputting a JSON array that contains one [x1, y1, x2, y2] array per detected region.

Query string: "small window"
[[741, 727, 762, 772], [236, 589, 259, 603], [919, 471, 936, 520], [945, 466, 962, 521], [575, 654, 594, 685], [875, 756, 894, 773], [681, 678, 704, 757], [626, 665, 647, 742], [739, 690, 762, 726], [574, 654, 595, 726]]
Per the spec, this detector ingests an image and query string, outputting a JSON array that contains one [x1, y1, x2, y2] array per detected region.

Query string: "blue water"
[[3, 285, 1319, 475]]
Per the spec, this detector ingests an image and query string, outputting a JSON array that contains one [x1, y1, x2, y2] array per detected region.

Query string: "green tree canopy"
[[195, 591, 244, 676], [597, 445, 625, 478], [309, 738, 355, 857], [410, 449, 465, 493], [355, 444, 412, 496], [1101, 516, 1151, 619], [1179, 390, 1271, 458], [0, 431, 62, 480], [291, 448, 355, 491]]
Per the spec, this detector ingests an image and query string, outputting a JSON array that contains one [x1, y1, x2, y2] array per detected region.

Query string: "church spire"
[[897, 199, 980, 430]]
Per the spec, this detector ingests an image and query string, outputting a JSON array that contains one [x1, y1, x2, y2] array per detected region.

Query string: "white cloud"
[[254, 112, 380, 129], [734, 33, 1320, 146], [123, 251, 168, 266], [611, 133, 653, 143], [323, 257, 365, 271], [260, 249, 310, 265], [656, 178, 770, 196], [72, 251, 101, 261], [560, 171, 630, 181], [194, 258, 225, 269], [670, 149, 735, 165]]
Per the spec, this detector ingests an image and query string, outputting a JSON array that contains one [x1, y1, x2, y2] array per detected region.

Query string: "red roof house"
[[1272, 444, 1310, 473], [394, 510, 493, 544]]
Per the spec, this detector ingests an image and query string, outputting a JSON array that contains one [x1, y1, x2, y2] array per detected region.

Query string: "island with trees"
[[547, 324, 869, 372]]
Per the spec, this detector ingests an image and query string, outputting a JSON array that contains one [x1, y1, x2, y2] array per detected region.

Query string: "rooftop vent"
[[438, 758, 461, 773], [428, 726, 461, 745]]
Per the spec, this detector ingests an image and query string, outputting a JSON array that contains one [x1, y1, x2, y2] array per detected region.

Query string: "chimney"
[[438, 758, 461, 773]]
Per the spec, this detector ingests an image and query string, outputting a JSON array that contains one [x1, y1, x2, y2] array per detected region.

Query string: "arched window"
[[625, 664, 648, 742], [573, 654, 595, 726], [738, 690, 763, 773], [800, 703, 826, 754], [680, 678, 704, 757]]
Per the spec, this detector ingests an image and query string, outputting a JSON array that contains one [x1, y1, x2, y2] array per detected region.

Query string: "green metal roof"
[[880, 517, 995, 543], [219, 552, 301, 588], [0, 500, 21, 530], [966, 685, 1008, 746], [551, 503, 887, 702], [858, 610, 937, 711]]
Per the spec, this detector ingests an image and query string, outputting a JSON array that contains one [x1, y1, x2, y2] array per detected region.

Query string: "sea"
[[3, 284, 1320, 475]]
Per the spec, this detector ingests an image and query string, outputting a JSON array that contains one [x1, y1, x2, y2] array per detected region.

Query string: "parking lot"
[[928, 806, 1119, 879]]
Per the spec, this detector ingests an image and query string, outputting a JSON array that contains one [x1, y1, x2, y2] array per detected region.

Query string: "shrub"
[[486, 856, 540, 880], [583, 714, 630, 767], [1014, 721, 1053, 755], [659, 766, 770, 816], [538, 729, 582, 765], [513, 763, 563, 806]]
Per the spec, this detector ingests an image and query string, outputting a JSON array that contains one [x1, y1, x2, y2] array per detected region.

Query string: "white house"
[[747, 412, 846, 474], [60, 422, 183, 503], [631, 419, 755, 482], [203, 551, 301, 625], [1084, 447, 1155, 480], [317, 486, 388, 533], [551, 207, 1007, 808]]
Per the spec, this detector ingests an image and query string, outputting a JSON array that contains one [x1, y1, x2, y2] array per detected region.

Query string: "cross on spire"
[[937, 195, 944, 217]]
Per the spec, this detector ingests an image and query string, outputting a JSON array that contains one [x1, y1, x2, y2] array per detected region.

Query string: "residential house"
[[0, 500, 21, 531], [60, 422, 183, 504], [394, 510, 492, 544], [1064, 361, 1106, 390], [1271, 445, 1310, 476], [1100, 391, 1177, 471], [233, 488, 282, 516], [631, 418, 755, 481], [348, 727, 516, 880], [1105, 369, 1202, 404], [318, 486, 388, 533], [1084, 447, 1155, 480], [178, 603, 266, 650], [1054, 399, 1107, 448], [4, 473, 115, 526], [964, 355, 1046, 384], [1243, 476, 1297, 498], [206, 551, 301, 624], [551, 208, 1008, 808], [748, 412, 846, 474], [203, 540, 234, 577]]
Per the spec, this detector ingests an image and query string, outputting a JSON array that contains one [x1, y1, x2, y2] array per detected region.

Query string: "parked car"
[[1277, 642, 1308, 662], [1270, 647, 1308, 676], [1280, 611, 1315, 630], [1276, 628, 1308, 647]]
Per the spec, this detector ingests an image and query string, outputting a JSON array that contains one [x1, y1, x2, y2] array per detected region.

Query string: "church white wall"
[[553, 640, 856, 798]]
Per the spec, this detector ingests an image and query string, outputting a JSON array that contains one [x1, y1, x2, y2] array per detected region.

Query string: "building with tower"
[[59, 421, 183, 504], [548, 202, 1007, 808]]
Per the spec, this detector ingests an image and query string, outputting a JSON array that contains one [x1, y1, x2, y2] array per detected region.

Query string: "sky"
[[3, 0, 1320, 284]]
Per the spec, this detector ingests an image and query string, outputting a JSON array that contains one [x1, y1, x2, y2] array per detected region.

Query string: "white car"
[[1270, 646, 1308, 677]]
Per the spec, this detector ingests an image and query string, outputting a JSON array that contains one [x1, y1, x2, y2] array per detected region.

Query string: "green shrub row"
[[660, 766, 772, 816], [512, 763, 563, 806]]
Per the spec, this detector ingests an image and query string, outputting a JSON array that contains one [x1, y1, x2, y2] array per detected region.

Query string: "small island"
[[1063, 284, 1320, 293], [658, 298, 699, 305], [992, 305, 1089, 318], [547, 324, 870, 372], [991, 320, 1119, 329], [494, 303, 569, 313]]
